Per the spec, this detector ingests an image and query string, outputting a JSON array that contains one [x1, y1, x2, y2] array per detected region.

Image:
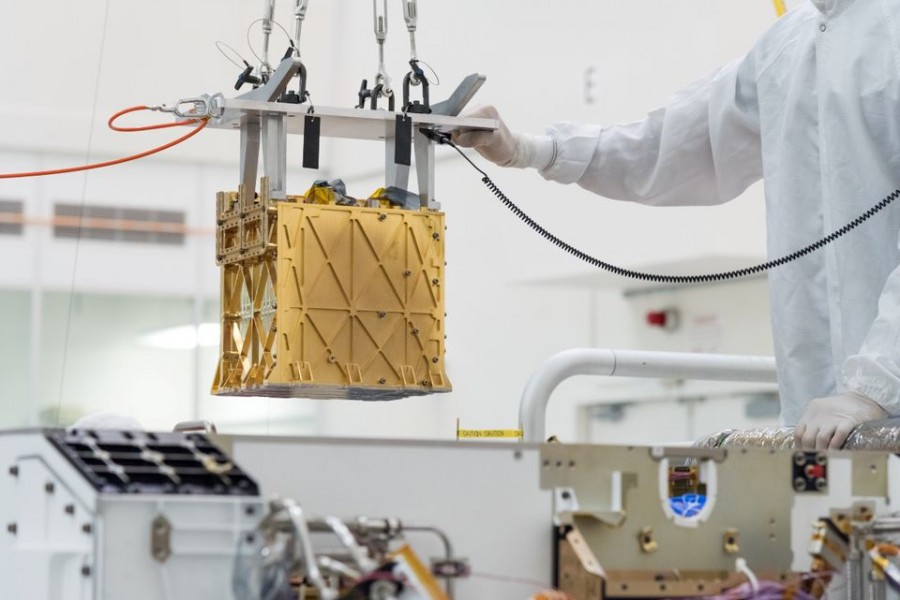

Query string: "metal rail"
[[518, 348, 777, 442]]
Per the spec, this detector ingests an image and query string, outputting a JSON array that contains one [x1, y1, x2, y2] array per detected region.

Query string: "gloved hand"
[[452, 105, 519, 166], [794, 390, 887, 450]]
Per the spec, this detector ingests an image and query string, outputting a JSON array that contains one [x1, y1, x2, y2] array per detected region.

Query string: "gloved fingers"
[[829, 423, 855, 450], [815, 425, 837, 451], [452, 129, 496, 149], [793, 423, 806, 448], [460, 104, 501, 120], [799, 423, 822, 450]]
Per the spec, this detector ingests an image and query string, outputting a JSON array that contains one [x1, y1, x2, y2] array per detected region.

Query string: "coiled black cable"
[[440, 135, 900, 284]]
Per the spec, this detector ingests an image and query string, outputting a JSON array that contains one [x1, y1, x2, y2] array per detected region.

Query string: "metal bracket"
[[723, 528, 740, 554], [240, 120, 261, 202], [237, 57, 306, 103], [638, 527, 658, 554], [234, 56, 306, 201], [414, 128, 436, 209], [173, 420, 218, 434], [263, 114, 288, 199], [431, 73, 486, 117]]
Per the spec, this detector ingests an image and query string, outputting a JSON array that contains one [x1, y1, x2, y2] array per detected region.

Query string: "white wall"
[[0, 1, 791, 441]]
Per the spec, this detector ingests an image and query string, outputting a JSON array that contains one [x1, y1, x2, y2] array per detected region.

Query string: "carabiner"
[[149, 94, 223, 119]]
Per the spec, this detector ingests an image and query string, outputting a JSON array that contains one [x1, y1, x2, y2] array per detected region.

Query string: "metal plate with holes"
[[540, 444, 794, 574]]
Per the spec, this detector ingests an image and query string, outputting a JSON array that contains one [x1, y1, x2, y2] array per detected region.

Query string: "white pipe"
[[518, 348, 777, 442]]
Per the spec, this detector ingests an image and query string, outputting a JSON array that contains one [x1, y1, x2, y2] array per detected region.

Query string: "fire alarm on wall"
[[646, 308, 680, 331]]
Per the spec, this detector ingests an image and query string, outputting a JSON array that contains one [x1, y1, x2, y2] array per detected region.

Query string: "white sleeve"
[[843, 263, 900, 415], [538, 55, 763, 207]]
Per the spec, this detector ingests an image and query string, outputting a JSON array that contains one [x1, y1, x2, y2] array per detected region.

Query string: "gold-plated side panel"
[[213, 184, 450, 400]]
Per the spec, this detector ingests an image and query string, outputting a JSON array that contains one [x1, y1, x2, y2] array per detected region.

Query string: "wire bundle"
[[671, 580, 820, 600]]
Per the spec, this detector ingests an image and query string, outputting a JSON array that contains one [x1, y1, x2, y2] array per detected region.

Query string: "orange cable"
[[0, 105, 208, 179]]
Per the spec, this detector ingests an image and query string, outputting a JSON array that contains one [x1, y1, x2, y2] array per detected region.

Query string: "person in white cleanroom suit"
[[455, 0, 900, 451]]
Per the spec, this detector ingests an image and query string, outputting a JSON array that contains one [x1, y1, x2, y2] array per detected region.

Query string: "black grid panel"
[[47, 429, 259, 496]]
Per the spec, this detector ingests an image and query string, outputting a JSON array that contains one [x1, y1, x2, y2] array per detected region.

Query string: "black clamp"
[[402, 60, 430, 114], [279, 49, 310, 104], [357, 79, 395, 111], [234, 62, 262, 91]]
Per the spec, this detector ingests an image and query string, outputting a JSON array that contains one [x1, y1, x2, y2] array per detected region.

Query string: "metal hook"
[[148, 94, 223, 119]]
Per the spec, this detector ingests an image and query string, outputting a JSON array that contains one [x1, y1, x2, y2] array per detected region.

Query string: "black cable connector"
[[419, 128, 452, 145]]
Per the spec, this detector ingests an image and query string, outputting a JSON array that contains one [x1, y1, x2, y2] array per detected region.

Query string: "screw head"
[[64, 504, 75, 515], [411, 328, 419, 335], [8, 466, 18, 477], [432, 233, 440, 240], [377, 311, 386, 318], [81, 565, 91, 577], [403, 270, 412, 277], [378, 214, 387, 221], [82, 523, 93, 534], [432, 279, 439, 285], [6, 523, 17, 535], [378, 378, 387, 385], [432, 357, 439, 364], [44, 482, 55, 494]]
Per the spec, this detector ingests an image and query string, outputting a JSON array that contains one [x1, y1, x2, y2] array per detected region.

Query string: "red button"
[[646, 311, 668, 327], [805, 464, 826, 479]]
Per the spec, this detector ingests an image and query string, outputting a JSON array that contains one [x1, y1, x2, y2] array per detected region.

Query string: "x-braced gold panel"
[[212, 178, 451, 400]]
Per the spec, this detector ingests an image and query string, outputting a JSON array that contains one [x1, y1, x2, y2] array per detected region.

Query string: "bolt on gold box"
[[212, 178, 451, 399]]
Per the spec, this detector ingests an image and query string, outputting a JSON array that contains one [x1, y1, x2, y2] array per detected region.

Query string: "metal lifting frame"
[[235, 0, 450, 208], [230, 57, 488, 209], [237, 57, 306, 201]]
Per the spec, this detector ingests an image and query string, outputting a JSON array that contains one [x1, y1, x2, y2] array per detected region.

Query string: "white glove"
[[794, 391, 887, 450], [452, 105, 554, 170]]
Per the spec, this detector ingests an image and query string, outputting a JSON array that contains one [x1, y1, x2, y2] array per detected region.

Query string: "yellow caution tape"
[[773, 0, 787, 17], [457, 429, 524, 439], [456, 420, 523, 439]]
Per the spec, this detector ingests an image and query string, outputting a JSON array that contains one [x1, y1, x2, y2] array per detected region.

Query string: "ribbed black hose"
[[444, 137, 900, 284]]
